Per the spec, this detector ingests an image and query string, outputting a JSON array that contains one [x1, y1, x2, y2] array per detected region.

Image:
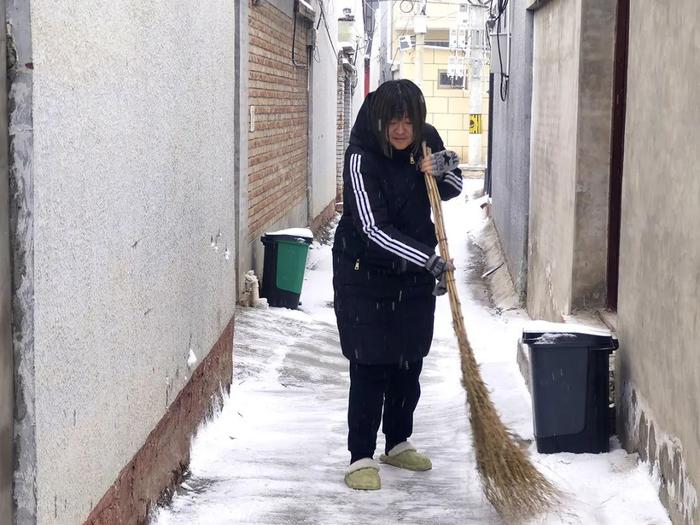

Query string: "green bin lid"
[[261, 227, 313, 245]]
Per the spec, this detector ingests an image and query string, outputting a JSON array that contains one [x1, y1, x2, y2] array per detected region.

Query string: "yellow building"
[[392, 1, 490, 166]]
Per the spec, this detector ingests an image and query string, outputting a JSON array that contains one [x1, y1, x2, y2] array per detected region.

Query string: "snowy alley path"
[[152, 180, 670, 525]]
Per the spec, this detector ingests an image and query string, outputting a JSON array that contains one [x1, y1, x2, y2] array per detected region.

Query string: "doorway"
[[607, 0, 630, 310]]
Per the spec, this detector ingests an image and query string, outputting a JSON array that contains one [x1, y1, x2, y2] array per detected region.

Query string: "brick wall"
[[336, 59, 354, 202], [248, 0, 309, 239], [343, 78, 352, 157], [336, 60, 345, 201]]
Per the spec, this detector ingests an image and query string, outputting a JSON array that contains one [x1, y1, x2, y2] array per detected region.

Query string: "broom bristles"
[[422, 142, 560, 522], [462, 336, 560, 522]]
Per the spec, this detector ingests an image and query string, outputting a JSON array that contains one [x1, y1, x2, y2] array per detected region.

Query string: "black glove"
[[423, 150, 459, 179], [424, 254, 451, 296]]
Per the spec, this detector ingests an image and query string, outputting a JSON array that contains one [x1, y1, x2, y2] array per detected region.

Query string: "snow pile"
[[187, 349, 197, 368]]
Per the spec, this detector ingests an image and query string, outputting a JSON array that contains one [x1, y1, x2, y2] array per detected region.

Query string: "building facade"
[[2, 0, 346, 522], [616, 0, 700, 522], [488, 0, 700, 522], [487, 0, 534, 300], [392, 1, 490, 167], [527, 0, 617, 320]]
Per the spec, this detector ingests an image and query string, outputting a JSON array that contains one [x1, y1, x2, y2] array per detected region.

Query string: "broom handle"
[[422, 142, 470, 348]]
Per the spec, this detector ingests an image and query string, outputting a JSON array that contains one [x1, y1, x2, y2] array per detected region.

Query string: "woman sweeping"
[[332, 79, 462, 490]]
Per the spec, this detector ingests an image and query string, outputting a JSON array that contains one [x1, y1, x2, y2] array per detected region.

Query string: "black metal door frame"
[[607, 0, 630, 310]]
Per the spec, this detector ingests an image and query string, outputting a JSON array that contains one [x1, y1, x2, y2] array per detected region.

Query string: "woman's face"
[[387, 116, 413, 151]]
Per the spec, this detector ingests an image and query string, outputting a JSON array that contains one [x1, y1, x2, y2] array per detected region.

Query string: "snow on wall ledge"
[[620, 381, 699, 524]]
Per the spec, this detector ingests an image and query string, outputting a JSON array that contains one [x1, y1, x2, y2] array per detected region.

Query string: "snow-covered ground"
[[151, 180, 670, 525]]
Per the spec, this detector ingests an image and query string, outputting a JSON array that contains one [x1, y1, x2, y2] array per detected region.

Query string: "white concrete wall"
[[618, 1, 700, 521], [337, 0, 367, 122], [381, 0, 393, 83], [364, 0, 383, 91], [311, 0, 339, 218], [352, 65, 366, 123], [29, 2, 237, 522]]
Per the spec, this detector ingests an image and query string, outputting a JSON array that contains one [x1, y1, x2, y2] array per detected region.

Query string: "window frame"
[[437, 69, 467, 90]]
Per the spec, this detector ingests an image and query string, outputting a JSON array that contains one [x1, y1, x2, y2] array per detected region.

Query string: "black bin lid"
[[522, 321, 618, 351]]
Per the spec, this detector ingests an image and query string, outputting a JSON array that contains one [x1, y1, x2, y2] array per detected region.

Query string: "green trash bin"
[[260, 228, 313, 309]]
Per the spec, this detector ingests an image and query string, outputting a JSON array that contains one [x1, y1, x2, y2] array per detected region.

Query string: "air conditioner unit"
[[338, 18, 355, 44], [399, 35, 413, 50]]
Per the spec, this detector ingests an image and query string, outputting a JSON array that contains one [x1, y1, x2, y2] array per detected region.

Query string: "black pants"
[[348, 360, 423, 463]]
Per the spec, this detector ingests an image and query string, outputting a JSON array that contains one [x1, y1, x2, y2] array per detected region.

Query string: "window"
[[470, 29, 487, 50], [438, 70, 466, 89]]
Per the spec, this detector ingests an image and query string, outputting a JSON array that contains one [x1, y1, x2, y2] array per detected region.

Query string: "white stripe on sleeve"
[[349, 154, 429, 266], [443, 170, 463, 192]]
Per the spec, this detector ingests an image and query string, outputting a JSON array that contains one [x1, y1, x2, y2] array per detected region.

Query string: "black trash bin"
[[522, 327, 618, 454], [260, 229, 313, 309]]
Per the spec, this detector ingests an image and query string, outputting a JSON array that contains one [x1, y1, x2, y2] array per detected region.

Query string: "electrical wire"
[[361, 0, 380, 61], [485, 0, 509, 100], [390, 5, 416, 70], [394, 0, 496, 6], [365, 0, 394, 79], [374, 0, 497, 81], [362, 0, 378, 16], [291, 0, 311, 69], [317, 0, 339, 58]]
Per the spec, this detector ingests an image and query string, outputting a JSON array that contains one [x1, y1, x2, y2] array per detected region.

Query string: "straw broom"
[[422, 142, 559, 522]]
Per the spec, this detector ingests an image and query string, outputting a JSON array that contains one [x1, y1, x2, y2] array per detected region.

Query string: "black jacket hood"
[[349, 92, 384, 156], [349, 91, 431, 158]]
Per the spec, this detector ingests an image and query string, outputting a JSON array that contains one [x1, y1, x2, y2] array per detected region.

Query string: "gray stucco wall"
[[527, 0, 614, 320], [527, 0, 581, 320], [617, 1, 700, 522], [489, 0, 534, 299], [25, 3, 238, 523], [310, 0, 338, 219], [0, 2, 12, 521]]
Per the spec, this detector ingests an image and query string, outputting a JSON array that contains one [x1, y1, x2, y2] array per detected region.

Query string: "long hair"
[[369, 79, 427, 158]]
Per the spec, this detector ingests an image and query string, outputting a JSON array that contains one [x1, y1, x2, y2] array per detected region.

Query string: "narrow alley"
[[2, 1, 697, 523], [152, 181, 669, 525]]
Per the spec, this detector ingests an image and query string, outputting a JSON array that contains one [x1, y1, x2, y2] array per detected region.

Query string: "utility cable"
[[390, 4, 415, 70], [291, 0, 307, 68], [318, 0, 339, 58], [485, 0, 509, 100]]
